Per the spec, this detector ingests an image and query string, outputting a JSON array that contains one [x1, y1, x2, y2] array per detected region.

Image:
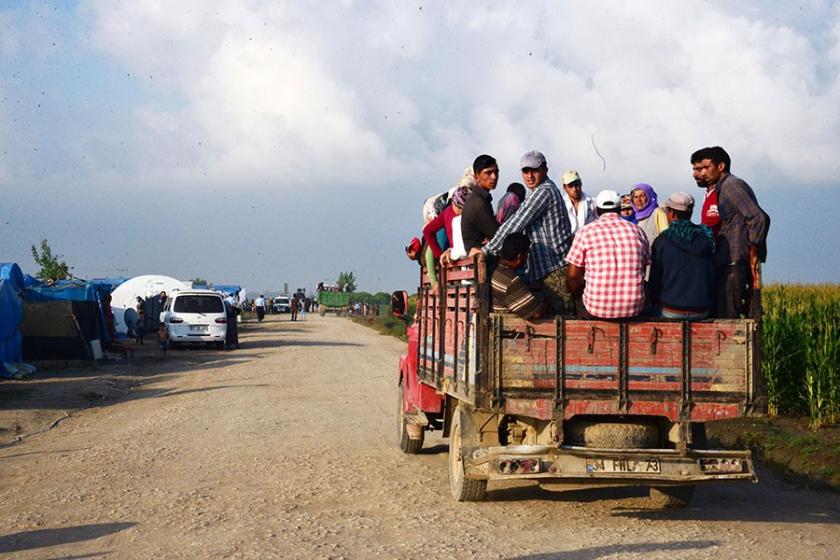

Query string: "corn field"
[[762, 285, 840, 428]]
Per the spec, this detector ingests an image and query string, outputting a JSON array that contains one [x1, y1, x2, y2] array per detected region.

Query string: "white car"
[[273, 296, 291, 313], [160, 290, 227, 347]]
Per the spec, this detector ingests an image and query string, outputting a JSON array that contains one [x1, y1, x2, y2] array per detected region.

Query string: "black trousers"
[[715, 261, 750, 319]]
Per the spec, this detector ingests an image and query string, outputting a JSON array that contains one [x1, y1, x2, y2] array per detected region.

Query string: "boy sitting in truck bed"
[[491, 233, 550, 320]]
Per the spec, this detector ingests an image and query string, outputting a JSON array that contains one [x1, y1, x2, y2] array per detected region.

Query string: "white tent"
[[110, 275, 189, 335]]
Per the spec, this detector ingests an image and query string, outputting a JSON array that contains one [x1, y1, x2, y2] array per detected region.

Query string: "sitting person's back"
[[491, 233, 547, 320], [565, 190, 650, 319], [648, 192, 715, 319]]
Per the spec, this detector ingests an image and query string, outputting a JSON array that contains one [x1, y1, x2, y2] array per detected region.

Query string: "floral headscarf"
[[620, 194, 636, 224], [452, 186, 471, 209], [630, 183, 658, 221]]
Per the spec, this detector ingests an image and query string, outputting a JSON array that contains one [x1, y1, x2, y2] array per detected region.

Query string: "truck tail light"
[[215, 317, 227, 324], [169, 317, 183, 323]]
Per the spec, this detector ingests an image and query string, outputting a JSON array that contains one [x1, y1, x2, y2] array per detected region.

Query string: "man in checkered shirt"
[[480, 150, 574, 314], [566, 190, 650, 319]]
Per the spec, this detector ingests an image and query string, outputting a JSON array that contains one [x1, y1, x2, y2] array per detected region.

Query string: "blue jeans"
[[660, 308, 709, 321]]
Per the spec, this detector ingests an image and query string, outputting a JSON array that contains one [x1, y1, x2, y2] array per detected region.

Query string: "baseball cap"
[[405, 237, 421, 254], [663, 192, 695, 212], [595, 190, 621, 210], [520, 150, 547, 170], [562, 170, 581, 185]]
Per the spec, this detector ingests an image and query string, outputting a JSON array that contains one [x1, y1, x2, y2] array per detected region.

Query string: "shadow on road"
[[243, 339, 362, 350], [483, 478, 840, 524], [0, 522, 135, 554], [507, 540, 719, 559]]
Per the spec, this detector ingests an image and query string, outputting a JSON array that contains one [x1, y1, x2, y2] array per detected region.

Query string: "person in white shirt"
[[254, 294, 267, 321], [561, 170, 596, 235]]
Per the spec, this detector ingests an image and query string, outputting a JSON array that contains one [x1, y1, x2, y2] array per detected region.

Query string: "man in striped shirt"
[[481, 150, 574, 314], [566, 190, 651, 319], [491, 233, 547, 319]]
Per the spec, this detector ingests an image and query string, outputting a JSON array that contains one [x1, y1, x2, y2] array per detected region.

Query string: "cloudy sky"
[[1, 1, 838, 294]]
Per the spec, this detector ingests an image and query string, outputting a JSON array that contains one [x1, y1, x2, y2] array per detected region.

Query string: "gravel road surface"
[[1, 316, 838, 559]]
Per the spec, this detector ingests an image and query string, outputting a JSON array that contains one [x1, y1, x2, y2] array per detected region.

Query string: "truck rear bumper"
[[466, 445, 756, 484]]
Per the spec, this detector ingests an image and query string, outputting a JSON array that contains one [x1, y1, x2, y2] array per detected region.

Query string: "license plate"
[[190, 325, 209, 332], [586, 457, 661, 474]]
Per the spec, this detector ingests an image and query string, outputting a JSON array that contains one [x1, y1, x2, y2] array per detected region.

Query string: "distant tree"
[[191, 277, 211, 287], [336, 271, 357, 293], [31, 239, 72, 283]]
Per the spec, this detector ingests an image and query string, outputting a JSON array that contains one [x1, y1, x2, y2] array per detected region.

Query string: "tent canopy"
[[213, 284, 242, 296], [0, 263, 25, 294]]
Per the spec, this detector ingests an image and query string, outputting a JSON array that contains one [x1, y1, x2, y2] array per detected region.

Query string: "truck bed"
[[415, 259, 767, 424]]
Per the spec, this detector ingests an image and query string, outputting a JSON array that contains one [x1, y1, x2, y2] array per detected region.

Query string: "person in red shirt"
[[566, 190, 651, 319], [692, 147, 726, 237]]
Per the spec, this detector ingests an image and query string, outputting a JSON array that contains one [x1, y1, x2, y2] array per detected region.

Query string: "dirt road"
[[1, 316, 838, 559]]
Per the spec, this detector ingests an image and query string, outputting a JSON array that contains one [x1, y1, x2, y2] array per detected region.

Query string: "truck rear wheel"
[[397, 380, 423, 454], [648, 485, 695, 508], [449, 409, 486, 502]]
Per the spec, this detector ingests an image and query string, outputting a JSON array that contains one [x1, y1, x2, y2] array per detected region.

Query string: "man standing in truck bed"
[[459, 154, 500, 254], [481, 150, 573, 313], [691, 146, 769, 318]]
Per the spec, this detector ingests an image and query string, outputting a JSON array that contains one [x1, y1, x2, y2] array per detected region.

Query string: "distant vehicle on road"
[[273, 296, 291, 313], [160, 289, 227, 348], [318, 289, 350, 316]]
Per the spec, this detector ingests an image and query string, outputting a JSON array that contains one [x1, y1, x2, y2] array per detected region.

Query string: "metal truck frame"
[[395, 257, 767, 506]]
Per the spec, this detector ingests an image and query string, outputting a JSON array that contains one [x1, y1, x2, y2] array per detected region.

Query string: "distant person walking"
[[255, 294, 267, 321], [299, 298, 307, 321], [134, 296, 146, 345], [290, 295, 299, 321]]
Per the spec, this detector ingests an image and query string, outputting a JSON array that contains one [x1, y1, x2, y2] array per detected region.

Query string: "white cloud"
[[74, 0, 840, 192]]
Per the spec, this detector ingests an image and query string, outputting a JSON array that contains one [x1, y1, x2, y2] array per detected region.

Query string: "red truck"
[[393, 258, 766, 506]]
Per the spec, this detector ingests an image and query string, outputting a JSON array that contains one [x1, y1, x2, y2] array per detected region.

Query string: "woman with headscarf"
[[423, 185, 470, 260], [630, 183, 669, 247]]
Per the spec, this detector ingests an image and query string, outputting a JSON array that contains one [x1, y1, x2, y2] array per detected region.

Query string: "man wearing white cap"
[[565, 190, 650, 319], [648, 192, 715, 320], [561, 170, 597, 235], [480, 150, 574, 313]]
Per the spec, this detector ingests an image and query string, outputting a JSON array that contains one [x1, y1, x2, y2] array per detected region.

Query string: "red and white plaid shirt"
[[565, 213, 650, 318]]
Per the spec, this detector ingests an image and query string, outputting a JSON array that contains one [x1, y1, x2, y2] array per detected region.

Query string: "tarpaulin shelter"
[[213, 284, 242, 297], [21, 300, 101, 360], [0, 263, 25, 365], [19, 276, 120, 359]]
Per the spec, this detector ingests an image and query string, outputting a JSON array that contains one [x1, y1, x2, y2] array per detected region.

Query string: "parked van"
[[273, 296, 291, 313], [160, 290, 227, 347]]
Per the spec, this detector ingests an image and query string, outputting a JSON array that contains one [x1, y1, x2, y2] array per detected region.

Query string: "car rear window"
[[173, 295, 224, 313]]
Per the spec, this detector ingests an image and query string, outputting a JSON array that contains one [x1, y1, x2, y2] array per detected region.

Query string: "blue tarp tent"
[[213, 284, 242, 296], [23, 278, 120, 344], [0, 265, 25, 366], [26, 279, 106, 302], [0, 263, 25, 294]]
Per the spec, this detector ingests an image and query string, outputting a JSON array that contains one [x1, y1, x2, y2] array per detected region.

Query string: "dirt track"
[[1, 315, 838, 559]]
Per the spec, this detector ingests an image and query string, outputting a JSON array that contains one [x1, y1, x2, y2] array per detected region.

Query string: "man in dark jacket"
[[460, 154, 500, 253], [691, 146, 769, 318], [648, 192, 715, 320]]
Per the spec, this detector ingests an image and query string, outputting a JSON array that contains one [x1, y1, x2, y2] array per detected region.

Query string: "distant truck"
[[393, 258, 766, 506], [318, 289, 350, 316]]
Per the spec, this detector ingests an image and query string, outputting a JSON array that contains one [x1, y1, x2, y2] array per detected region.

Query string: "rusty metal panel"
[[498, 316, 558, 392], [690, 321, 749, 394], [625, 322, 684, 393], [563, 321, 621, 391]]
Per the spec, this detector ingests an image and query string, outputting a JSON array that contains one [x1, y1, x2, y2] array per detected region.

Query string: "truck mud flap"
[[464, 445, 757, 484]]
